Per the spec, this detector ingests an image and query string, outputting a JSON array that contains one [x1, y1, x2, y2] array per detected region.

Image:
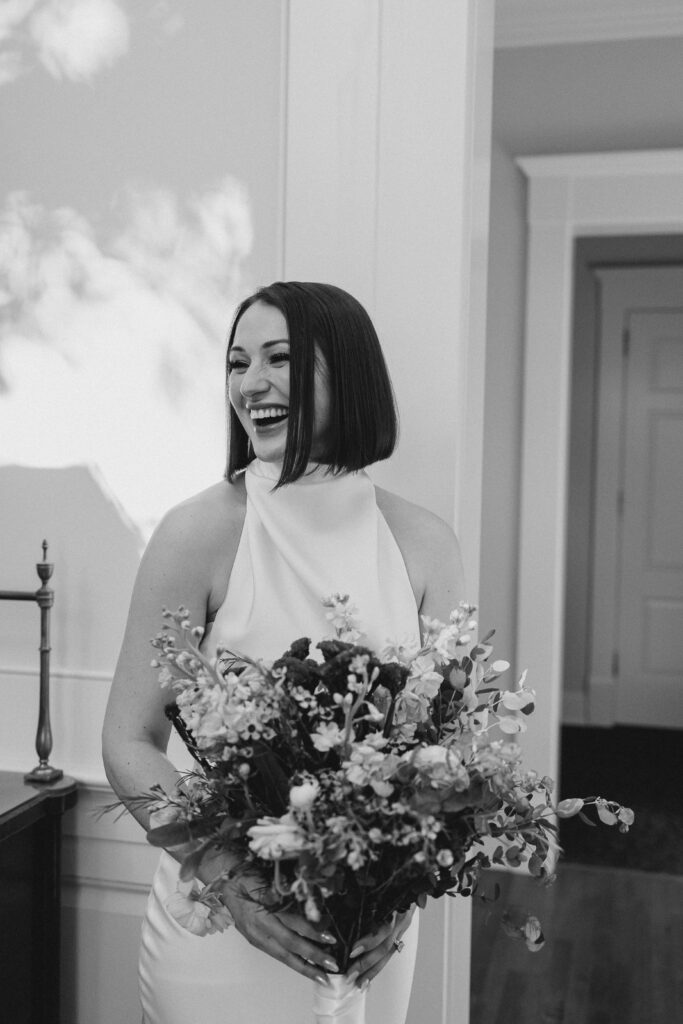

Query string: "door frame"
[[514, 149, 683, 781]]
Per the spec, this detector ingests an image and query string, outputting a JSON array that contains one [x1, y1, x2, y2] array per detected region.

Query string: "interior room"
[[0, 2, 681, 1022]]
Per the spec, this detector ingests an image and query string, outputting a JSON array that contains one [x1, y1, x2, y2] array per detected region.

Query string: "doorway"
[[563, 236, 683, 730]]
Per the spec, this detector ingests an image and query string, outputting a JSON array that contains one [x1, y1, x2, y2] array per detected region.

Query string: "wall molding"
[[0, 664, 111, 682], [495, 0, 683, 50], [515, 147, 683, 782]]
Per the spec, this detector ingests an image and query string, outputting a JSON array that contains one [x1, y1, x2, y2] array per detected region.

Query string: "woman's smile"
[[248, 404, 290, 428]]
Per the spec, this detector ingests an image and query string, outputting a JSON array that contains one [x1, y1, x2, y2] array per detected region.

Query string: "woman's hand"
[[347, 907, 415, 989], [221, 873, 340, 985]]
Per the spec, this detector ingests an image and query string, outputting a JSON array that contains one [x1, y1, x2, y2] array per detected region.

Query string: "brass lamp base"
[[25, 763, 64, 784]]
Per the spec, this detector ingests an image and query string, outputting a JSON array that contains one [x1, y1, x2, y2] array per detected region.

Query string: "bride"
[[102, 281, 465, 1023]]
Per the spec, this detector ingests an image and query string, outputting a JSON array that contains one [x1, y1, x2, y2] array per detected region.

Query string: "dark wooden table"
[[0, 771, 78, 1024]]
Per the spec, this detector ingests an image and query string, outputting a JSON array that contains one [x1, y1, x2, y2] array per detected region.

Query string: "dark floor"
[[469, 725, 683, 1023], [471, 864, 683, 1024], [558, 725, 683, 874]]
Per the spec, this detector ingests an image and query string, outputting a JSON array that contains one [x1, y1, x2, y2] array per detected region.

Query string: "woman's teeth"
[[250, 407, 289, 425]]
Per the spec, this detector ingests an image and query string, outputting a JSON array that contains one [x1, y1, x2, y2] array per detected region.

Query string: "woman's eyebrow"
[[230, 339, 289, 353]]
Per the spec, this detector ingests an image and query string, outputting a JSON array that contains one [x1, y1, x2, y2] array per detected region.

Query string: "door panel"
[[591, 268, 683, 729], [618, 310, 683, 725]]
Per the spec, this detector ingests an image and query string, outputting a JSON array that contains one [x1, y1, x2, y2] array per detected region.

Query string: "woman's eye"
[[269, 352, 290, 366], [228, 360, 248, 373]]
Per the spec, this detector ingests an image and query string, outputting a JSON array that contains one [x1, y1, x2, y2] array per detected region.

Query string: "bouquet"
[[135, 596, 632, 1023]]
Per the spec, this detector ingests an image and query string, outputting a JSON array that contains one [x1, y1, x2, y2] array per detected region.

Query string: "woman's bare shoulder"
[[134, 477, 246, 623], [374, 486, 457, 547], [144, 477, 246, 579], [375, 486, 465, 616], [157, 478, 245, 540]]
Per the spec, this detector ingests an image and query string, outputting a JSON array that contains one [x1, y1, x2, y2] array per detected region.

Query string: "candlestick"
[[25, 540, 63, 783]]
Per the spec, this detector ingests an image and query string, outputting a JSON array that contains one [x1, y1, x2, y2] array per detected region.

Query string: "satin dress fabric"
[[139, 460, 421, 1023]]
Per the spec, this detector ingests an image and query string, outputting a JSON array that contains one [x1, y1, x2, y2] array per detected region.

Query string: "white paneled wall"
[[0, 4, 494, 1022], [61, 786, 157, 1024]]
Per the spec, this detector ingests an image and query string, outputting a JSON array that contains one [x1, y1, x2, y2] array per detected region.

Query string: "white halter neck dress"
[[139, 460, 421, 1024]]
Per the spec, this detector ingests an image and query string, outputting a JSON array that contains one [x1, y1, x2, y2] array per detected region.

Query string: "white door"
[[591, 267, 683, 728]]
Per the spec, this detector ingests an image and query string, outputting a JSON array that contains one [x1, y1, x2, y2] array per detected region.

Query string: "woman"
[[103, 282, 465, 1023]]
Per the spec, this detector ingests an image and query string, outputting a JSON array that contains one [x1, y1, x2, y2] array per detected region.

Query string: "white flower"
[[166, 881, 213, 936], [289, 781, 320, 811], [311, 721, 345, 752], [406, 655, 442, 698], [404, 745, 470, 789], [322, 593, 363, 641], [344, 741, 395, 792], [381, 636, 420, 665], [305, 897, 321, 922], [248, 813, 308, 859], [207, 902, 235, 934], [369, 779, 394, 797], [408, 745, 451, 768], [424, 622, 462, 663]]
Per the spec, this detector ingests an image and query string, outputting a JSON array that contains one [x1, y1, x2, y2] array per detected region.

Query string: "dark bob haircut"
[[225, 281, 398, 486]]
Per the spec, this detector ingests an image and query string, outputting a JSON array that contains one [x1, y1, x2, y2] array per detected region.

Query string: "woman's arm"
[[102, 484, 339, 983], [375, 487, 467, 622], [103, 489, 231, 830]]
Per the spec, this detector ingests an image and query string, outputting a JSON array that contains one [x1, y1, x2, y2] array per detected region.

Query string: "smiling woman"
[[225, 282, 398, 486], [102, 280, 466, 1024]]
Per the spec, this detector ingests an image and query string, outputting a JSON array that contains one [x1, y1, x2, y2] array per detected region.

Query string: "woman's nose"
[[240, 361, 269, 397]]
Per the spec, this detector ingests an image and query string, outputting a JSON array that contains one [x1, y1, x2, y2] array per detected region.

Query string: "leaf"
[[146, 821, 197, 847], [596, 802, 618, 826], [528, 853, 544, 877], [505, 846, 523, 867], [178, 839, 217, 882], [556, 797, 584, 819]]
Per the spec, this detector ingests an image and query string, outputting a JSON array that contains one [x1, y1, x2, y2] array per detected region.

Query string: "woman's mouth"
[[249, 405, 289, 430]]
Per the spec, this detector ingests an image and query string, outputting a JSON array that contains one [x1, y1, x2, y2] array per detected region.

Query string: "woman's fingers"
[[348, 909, 414, 988], [225, 887, 340, 981], [349, 909, 409, 957], [276, 908, 337, 946], [260, 929, 337, 985]]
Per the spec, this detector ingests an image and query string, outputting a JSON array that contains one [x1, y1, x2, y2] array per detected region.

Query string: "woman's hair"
[[225, 281, 398, 486]]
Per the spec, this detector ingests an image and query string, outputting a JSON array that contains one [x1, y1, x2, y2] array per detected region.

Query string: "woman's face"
[[228, 300, 331, 464]]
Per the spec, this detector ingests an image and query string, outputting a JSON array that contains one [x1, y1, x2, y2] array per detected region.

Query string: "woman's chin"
[[251, 434, 287, 463]]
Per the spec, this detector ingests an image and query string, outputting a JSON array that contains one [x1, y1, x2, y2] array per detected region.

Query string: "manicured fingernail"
[[350, 944, 365, 958], [320, 931, 336, 944], [323, 958, 339, 973], [361, 979, 370, 993], [347, 970, 359, 987], [315, 974, 332, 987]]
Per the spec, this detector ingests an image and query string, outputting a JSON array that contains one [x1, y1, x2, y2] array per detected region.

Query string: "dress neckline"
[[247, 459, 355, 486]]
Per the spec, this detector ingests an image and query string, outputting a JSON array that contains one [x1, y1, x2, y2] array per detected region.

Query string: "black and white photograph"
[[0, 2, 681, 1022]]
